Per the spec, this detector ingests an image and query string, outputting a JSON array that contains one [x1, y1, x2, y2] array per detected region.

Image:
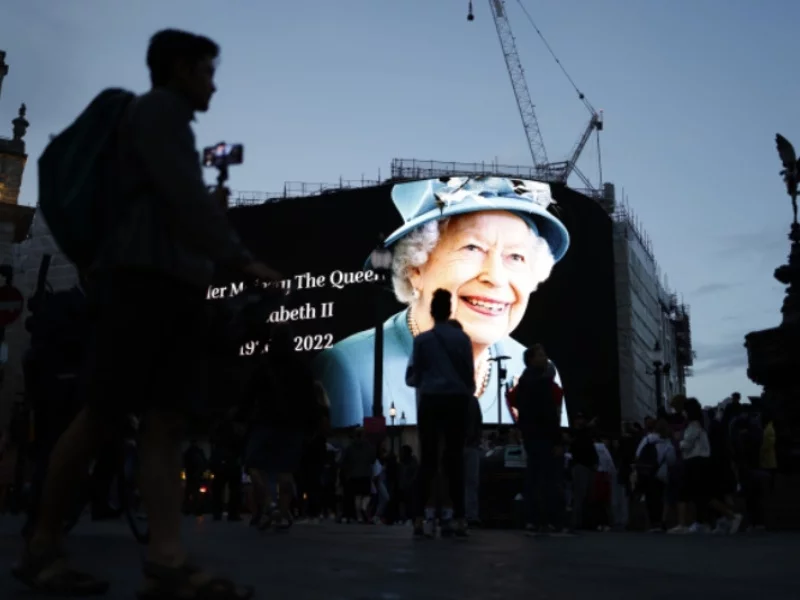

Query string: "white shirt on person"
[[594, 442, 617, 476], [635, 433, 677, 482], [679, 421, 711, 460]]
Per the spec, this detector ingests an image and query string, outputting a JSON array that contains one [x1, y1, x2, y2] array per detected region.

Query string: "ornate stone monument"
[[744, 134, 800, 472]]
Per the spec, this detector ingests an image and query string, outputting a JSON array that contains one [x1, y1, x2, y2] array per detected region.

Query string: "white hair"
[[390, 217, 556, 304]]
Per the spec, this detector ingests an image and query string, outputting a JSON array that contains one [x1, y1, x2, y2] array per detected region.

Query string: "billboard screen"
[[216, 177, 620, 430]]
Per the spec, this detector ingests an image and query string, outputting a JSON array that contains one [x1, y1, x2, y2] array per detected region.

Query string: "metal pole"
[[372, 284, 384, 419], [654, 363, 663, 409], [497, 363, 503, 425]]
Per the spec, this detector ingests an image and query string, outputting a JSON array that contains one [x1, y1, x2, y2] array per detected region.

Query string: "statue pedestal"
[[745, 224, 800, 473]]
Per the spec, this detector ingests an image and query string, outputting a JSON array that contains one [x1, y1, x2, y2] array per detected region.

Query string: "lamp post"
[[389, 402, 397, 453], [650, 341, 664, 410], [488, 355, 511, 425], [369, 241, 393, 421]]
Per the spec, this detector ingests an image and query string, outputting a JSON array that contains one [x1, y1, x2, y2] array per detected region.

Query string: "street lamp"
[[389, 402, 397, 452], [369, 240, 393, 421], [650, 340, 664, 409]]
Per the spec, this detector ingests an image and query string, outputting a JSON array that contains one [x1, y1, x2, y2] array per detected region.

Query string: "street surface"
[[0, 516, 797, 600]]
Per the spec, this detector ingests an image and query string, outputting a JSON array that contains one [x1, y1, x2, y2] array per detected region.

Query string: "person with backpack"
[[633, 419, 676, 531], [14, 29, 278, 598]]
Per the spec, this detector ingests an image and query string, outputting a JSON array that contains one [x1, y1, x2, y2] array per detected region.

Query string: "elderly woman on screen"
[[312, 176, 571, 429]]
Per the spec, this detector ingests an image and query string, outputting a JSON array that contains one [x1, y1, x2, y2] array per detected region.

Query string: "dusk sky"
[[1, 0, 797, 406]]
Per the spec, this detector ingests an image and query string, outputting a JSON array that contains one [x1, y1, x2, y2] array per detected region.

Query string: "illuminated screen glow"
[[212, 178, 621, 430]]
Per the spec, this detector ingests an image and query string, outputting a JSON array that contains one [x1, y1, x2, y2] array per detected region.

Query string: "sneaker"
[[550, 528, 576, 537], [524, 523, 542, 537], [689, 522, 709, 534], [423, 519, 436, 539], [712, 517, 730, 535], [667, 525, 690, 534], [728, 513, 743, 535]]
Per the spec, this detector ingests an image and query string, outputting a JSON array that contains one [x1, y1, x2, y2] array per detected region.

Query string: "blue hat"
[[372, 177, 569, 265]]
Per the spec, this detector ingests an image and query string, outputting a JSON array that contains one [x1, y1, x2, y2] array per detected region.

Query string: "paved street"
[[0, 516, 797, 600]]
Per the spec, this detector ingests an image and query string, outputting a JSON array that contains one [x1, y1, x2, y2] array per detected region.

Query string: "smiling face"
[[409, 211, 551, 352]]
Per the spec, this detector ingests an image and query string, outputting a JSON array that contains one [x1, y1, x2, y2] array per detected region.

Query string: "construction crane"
[[469, 0, 603, 190]]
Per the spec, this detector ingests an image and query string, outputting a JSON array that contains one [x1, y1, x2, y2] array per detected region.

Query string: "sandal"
[[137, 561, 254, 600], [11, 546, 110, 596]]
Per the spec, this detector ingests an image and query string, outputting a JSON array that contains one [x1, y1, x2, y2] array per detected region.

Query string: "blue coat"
[[312, 309, 567, 429]]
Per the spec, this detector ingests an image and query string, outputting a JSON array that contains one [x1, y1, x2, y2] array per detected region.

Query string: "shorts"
[[245, 425, 304, 473], [85, 269, 208, 423]]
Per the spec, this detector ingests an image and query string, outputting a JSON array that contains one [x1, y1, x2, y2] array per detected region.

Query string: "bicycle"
[[32, 414, 149, 545], [26, 277, 285, 544]]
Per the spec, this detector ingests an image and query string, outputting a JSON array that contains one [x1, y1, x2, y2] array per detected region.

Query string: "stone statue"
[[775, 133, 800, 225], [12, 103, 28, 142]]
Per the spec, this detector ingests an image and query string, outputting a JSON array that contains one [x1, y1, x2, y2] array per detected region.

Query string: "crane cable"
[[513, 0, 596, 116]]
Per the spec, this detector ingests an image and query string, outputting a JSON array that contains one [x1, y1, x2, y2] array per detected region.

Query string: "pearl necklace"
[[407, 310, 492, 397]]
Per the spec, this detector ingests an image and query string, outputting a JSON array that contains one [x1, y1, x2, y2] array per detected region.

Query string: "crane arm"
[[489, 0, 548, 169], [560, 110, 602, 183]]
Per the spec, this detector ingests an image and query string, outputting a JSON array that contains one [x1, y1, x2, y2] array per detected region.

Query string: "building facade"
[[609, 184, 693, 423], [0, 50, 36, 426], [3, 149, 694, 430]]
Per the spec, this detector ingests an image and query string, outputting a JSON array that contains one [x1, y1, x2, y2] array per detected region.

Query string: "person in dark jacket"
[[242, 323, 318, 530], [182, 440, 207, 516], [568, 412, 599, 530], [463, 394, 483, 526], [209, 413, 245, 522], [513, 344, 566, 535], [406, 289, 475, 539]]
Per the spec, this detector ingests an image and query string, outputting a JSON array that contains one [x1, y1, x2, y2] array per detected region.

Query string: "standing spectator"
[[463, 394, 483, 528], [760, 410, 777, 477], [340, 428, 376, 523], [406, 289, 474, 539], [510, 344, 566, 536], [209, 415, 245, 523], [242, 323, 319, 530], [568, 413, 599, 531], [591, 435, 616, 531], [182, 440, 207, 516], [669, 398, 743, 535], [396, 445, 418, 523], [634, 419, 676, 531]]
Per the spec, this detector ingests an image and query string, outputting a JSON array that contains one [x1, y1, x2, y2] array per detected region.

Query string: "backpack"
[[38, 88, 136, 270], [634, 440, 662, 479]]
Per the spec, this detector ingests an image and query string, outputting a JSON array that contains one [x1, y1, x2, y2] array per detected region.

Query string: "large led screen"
[[214, 177, 621, 430]]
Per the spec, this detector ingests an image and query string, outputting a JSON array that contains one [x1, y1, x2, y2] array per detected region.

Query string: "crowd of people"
[[174, 293, 778, 544]]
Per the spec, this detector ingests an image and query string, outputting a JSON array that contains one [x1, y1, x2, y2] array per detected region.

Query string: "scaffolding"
[[231, 178, 382, 207], [389, 158, 602, 198]]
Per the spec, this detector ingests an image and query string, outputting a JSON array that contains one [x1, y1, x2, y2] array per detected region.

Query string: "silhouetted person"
[[182, 440, 207, 515], [513, 344, 566, 535], [13, 29, 276, 596], [406, 289, 474, 538]]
